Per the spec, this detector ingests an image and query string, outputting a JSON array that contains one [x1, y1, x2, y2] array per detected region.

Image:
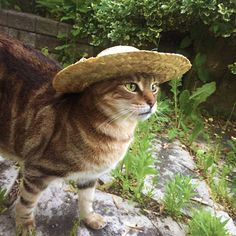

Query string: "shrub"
[[35, 0, 236, 48]]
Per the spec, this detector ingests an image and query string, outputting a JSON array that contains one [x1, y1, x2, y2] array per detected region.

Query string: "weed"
[[40, 47, 49, 57], [179, 82, 216, 143], [149, 96, 172, 134], [167, 127, 179, 141], [0, 187, 7, 214], [226, 140, 236, 165], [70, 218, 81, 236], [168, 78, 216, 143], [110, 94, 173, 203], [228, 62, 236, 75], [210, 165, 236, 214], [195, 149, 215, 177], [162, 173, 195, 218], [16, 225, 36, 236], [112, 120, 158, 203], [68, 180, 78, 193], [168, 78, 182, 127], [188, 209, 229, 236]]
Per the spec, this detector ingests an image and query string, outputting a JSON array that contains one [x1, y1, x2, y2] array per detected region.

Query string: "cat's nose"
[[146, 98, 155, 108], [143, 91, 156, 108]]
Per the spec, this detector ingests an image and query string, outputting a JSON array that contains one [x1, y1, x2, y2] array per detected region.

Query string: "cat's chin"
[[137, 112, 152, 121]]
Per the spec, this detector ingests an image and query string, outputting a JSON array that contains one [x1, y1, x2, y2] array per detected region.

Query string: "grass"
[[111, 118, 158, 203], [104, 84, 235, 231], [195, 148, 216, 177], [69, 218, 81, 236], [0, 187, 7, 214], [109, 96, 171, 204], [192, 137, 236, 216], [209, 164, 236, 215], [188, 209, 229, 236], [166, 78, 236, 217], [16, 225, 36, 236], [162, 173, 195, 218]]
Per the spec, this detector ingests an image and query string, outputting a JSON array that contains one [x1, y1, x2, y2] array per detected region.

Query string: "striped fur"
[[0, 34, 159, 232]]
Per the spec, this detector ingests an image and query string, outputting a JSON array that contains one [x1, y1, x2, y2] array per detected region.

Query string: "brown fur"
[[0, 34, 159, 232]]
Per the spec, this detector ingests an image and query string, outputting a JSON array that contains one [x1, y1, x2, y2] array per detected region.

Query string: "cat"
[[0, 34, 159, 234]]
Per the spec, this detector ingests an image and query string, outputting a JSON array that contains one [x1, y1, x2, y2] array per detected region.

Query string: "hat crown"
[[97, 45, 139, 57]]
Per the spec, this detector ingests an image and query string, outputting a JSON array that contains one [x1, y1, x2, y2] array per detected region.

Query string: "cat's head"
[[87, 73, 159, 122]]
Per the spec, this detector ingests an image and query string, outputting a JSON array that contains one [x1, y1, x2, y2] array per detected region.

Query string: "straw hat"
[[53, 46, 191, 93]]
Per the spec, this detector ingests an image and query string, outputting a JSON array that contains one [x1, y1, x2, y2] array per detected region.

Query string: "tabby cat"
[[0, 35, 159, 233]]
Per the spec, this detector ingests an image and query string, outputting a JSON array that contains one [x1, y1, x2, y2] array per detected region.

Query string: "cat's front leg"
[[77, 180, 107, 230], [15, 173, 51, 235]]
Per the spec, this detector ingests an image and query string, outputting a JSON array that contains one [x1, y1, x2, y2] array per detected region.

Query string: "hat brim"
[[53, 51, 191, 93]]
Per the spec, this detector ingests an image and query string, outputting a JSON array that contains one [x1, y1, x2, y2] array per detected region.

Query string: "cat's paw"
[[83, 212, 107, 230], [16, 219, 36, 236]]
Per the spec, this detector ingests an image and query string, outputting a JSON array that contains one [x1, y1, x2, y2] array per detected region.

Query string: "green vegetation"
[[165, 76, 236, 216], [228, 62, 236, 74], [195, 149, 216, 177], [162, 174, 195, 218], [108, 77, 235, 224], [2, 0, 235, 233], [111, 116, 158, 203], [0, 187, 7, 214], [16, 225, 36, 236], [69, 218, 80, 236], [168, 78, 216, 143], [188, 209, 229, 236], [210, 163, 236, 214], [4, 0, 234, 72], [33, 0, 236, 47]]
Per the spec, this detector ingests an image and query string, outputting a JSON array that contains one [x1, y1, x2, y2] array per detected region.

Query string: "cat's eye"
[[125, 83, 138, 92], [151, 83, 158, 93]]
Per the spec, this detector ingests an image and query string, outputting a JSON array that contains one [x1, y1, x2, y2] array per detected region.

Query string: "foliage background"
[[1, 0, 236, 117], [3, 0, 235, 45]]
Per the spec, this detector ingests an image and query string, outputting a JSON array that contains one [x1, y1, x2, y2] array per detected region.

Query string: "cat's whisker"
[[123, 110, 136, 122], [97, 109, 131, 129], [107, 110, 131, 125]]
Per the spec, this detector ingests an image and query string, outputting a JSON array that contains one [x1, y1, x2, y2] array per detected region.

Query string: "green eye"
[[125, 83, 138, 92], [151, 83, 158, 93]]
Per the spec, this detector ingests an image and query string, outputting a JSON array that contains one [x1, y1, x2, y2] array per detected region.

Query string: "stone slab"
[[0, 10, 8, 26], [99, 138, 236, 235], [0, 136, 235, 235], [0, 156, 19, 195], [35, 17, 58, 37], [35, 34, 60, 52], [18, 30, 36, 48], [7, 10, 35, 32], [0, 179, 172, 236], [0, 26, 8, 35]]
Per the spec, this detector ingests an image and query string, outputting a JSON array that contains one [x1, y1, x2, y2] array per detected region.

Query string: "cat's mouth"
[[136, 104, 156, 120], [137, 110, 152, 121], [138, 111, 151, 116]]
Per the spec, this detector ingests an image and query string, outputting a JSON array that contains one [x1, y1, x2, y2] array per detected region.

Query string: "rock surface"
[[0, 156, 19, 195], [0, 178, 184, 236], [0, 138, 235, 236]]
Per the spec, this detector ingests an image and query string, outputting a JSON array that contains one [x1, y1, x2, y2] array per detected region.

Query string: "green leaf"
[[189, 120, 204, 143], [193, 53, 211, 82], [180, 36, 192, 49], [189, 82, 216, 107], [169, 78, 182, 96], [179, 90, 191, 115]]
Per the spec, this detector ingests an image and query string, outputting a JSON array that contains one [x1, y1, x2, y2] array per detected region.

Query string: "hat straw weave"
[[53, 46, 191, 93]]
